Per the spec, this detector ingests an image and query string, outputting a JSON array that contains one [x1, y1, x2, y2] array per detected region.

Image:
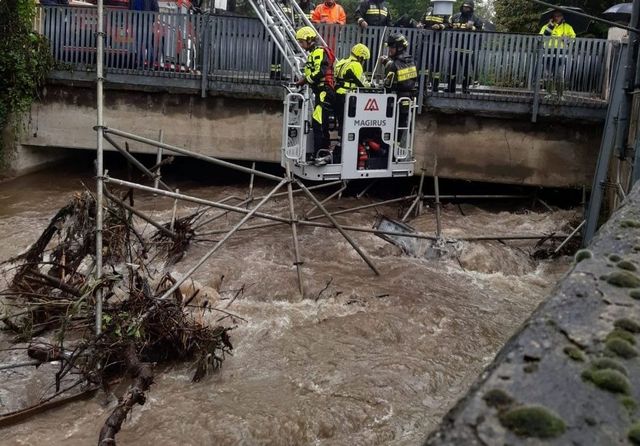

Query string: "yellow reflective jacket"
[[335, 56, 370, 94], [540, 21, 576, 47]]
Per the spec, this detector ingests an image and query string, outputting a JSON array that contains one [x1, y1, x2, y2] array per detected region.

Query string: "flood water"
[[0, 163, 576, 445]]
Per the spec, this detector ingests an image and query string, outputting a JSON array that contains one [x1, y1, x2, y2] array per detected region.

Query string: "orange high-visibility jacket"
[[311, 3, 347, 24]]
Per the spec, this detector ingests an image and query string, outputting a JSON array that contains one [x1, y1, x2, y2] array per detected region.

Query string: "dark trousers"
[[447, 49, 474, 93], [311, 87, 335, 154]]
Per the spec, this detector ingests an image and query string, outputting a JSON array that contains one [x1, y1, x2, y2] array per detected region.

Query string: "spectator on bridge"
[[540, 10, 576, 99], [447, 0, 483, 94], [298, 0, 315, 21], [421, 7, 449, 92], [295, 26, 336, 166], [355, 0, 391, 28], [311, 0, 346, 24], [334, 43, 371, 132]]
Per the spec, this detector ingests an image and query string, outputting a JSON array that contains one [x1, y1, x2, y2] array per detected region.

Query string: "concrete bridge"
[[17, 6, 617, 187]]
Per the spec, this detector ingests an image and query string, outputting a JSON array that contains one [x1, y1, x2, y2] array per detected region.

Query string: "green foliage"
[[499, 406, 566, 438], [582, 368, 632, 394], [563, 345, 586, 361], [615, 318, 640, 334], [0, 0, 53, 163], [482, 388, 514, 409], [606, 271, 640, 288], [605, 338, 639, 359], [607, 328, 637, 346], [574, 249, 593, 263], [618, 260, 638, 272], [494, 0, 620, 35], [590, 358, 628, 376], [629, 422, 640, 445], [621, 396, 638, 415]]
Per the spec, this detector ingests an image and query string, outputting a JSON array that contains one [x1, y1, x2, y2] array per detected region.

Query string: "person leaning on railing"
[[295, 26, 337, 166], [539, 10, 576, 98], [447, 0, 483, 94], [311, 0, 346, 24], [419, 7, 450, 92], [355, 0, 391, 28], [334, 43, 371, 132], [298, 0, 314, 21]]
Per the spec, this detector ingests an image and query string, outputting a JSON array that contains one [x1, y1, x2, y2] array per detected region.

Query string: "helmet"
[[351, 43, 370, 61], [461, 0, 474, 11], [296, 26, 317, 41], [386, 32, 408, 51]]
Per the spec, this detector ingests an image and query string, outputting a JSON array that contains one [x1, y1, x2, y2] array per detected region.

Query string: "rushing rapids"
[[0, 165, 576, 445]]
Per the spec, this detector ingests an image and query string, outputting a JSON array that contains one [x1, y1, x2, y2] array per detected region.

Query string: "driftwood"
[[98, 345, 154, 445], [0, 190, 235, 442]]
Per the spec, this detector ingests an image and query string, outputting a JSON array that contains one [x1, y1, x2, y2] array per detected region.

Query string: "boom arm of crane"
[[247, 0, 326, 80]]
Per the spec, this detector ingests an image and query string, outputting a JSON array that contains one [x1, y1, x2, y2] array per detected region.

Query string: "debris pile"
[[0, 191, 233, 445]]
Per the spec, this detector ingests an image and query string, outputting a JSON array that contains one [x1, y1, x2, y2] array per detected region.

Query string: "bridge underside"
[[23, 83, 600, 188]]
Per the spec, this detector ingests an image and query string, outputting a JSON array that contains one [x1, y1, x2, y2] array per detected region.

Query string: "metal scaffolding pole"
[[295, 179, 381, 276], [103, 127, 283, 182], [155, 179, 288, 302], [285, 163, 304, 296], [94, 0, 105, 335]]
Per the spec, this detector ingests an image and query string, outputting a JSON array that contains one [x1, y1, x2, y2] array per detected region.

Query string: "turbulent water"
[[0, 166, 574, 445]]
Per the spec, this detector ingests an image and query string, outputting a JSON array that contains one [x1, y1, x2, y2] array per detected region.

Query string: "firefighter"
[[298, 0, 314, 21], [379, 33, 417, 147], [295, 26, 336, 165], [447, 0, 483, 94], [355, 0, 391, 28], [334, 43, 371, 132], [421, 6, 449, 92], [270, 0, 294, 79]]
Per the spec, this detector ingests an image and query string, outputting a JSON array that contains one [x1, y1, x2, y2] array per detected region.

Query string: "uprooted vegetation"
[[0, 190, 234, 445]]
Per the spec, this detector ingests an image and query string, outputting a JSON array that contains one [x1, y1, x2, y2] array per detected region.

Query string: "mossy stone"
[[606, 328, 637, 345], [609, 254, 623, 262], [621, 219, 640, 228], [582, 368, 631, 394], [621, 396, 637, 414], [482, 389, 514, 409], [563, 345, 585, 361], [499, 406, 566, 438], [575, 249, 592, 263], [606, 338, 639, 359], [606, 271, 640, 288], [590, 358, 628, 376], [615, 318, 640, 334], [630, 290, 640, 300], [629, 422, 640, 445], [618, 260, 638, 272]]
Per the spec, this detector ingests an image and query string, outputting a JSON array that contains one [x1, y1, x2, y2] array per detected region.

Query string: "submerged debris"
[[0, 191, 233, 445]]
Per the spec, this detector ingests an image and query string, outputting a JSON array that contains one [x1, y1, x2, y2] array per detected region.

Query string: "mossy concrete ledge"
[[425, 184, 640, 445]]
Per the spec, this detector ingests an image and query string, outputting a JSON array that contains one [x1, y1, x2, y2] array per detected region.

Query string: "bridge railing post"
[[531, 36, 544, 123]]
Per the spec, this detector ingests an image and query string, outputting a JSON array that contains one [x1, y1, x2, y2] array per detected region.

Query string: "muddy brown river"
[[0, 165, 574, 445]]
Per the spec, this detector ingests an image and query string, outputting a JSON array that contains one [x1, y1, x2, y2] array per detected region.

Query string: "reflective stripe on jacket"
[[356, 0, 390, 26], [335, 56, 370, 94], [305, 46, 335, 90]]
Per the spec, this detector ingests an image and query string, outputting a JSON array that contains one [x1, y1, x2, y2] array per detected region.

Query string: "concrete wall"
[[21, 85, 602, 187], [425, 184, 640, 445], [1, 114, 72, 180]]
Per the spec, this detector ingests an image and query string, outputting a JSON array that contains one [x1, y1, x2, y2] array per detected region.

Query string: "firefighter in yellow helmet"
[[334, 43, 371, 133], [295, 26, 336, 166]]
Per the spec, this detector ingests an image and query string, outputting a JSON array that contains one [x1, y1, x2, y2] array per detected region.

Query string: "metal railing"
[[36, 6, 614, 110]]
